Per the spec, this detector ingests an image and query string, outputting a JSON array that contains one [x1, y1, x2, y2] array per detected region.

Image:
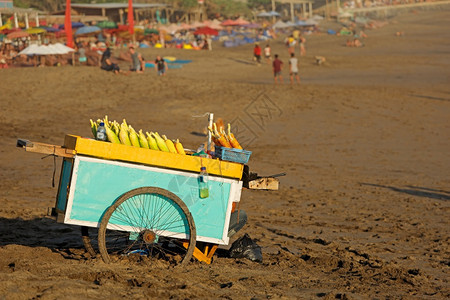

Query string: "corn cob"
[[90, 119, 97, 138], [138, 130, 149, 149], [208, 126, 222, 147], [214, 123, 232, 148], [152, 132, 170, 152], [105, 125, 121, 144], [146, 132, 159, 151], [227, 123, 243, 149], [162, 135, 177, 153], [174, 139, 186, 155], [113, 121, 120, 136], [119, 122, 132, 146], [122, 119, 129, 132], [128, 126, 141, 148]]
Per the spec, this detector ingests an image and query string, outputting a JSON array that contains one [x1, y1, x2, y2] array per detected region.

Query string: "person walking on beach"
[[154, 55, 168, 76], [129, 46, 144, 73], [264, 44, 271, 64], [299, 35, 306, 56], [289, 53, 300, 84], [253, 43, 262, 65], [272, 54, 283, 84]]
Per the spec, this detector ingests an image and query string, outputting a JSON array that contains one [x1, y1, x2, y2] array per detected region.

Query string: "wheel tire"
[[98, 187, 196, 267]]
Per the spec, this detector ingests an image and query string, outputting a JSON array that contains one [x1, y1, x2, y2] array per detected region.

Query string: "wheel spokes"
[[100, 189, 195, 265]]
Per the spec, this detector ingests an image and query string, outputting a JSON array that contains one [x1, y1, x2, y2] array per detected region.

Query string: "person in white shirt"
[[264, 44, 271, 64], [289, 53, 301, 84]]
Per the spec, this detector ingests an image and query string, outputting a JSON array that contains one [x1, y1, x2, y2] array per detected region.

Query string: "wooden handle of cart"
[[16, 139, 75, 158]]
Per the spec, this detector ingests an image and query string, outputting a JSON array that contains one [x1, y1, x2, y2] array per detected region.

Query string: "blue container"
[[214, 146, 251, 164]]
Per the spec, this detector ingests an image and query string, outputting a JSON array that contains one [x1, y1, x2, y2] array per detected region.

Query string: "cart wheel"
[[81, 226, 98, 257], [98, 187, 196, 266]]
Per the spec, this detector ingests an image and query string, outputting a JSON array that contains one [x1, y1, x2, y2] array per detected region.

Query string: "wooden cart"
[[17, 135, 279, 266]]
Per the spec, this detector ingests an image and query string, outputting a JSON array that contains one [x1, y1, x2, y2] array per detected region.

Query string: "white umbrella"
[[19, 43, 74, 55], [272, 20, 290, 29], [19, 44, 41, 55], [53, 43, 75, 54], [305, 19, 319, 26], [19, 44, 52, 55]]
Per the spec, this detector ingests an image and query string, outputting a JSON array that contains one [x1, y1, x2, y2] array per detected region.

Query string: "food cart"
[[17, 133, 279, 266]]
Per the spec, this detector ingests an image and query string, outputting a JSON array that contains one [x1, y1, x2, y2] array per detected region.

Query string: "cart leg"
[[81, 226, 97, 257], [184, 242, 218, 264]]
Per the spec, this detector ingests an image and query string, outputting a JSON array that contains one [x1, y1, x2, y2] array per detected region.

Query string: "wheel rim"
[[98, 187, 196, 266]]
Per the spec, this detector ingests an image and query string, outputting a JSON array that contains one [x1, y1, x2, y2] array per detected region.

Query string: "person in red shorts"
[[272, 54, 283, 84]]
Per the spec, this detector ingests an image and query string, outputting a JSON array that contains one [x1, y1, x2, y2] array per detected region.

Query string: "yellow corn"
[[163, 135, 177, 154], [174, 139, 186, 155]]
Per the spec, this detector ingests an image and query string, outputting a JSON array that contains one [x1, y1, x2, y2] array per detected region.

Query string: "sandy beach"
[[0, 8, 449, 299]]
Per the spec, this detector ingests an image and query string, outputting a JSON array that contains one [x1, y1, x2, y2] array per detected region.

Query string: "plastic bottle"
[[96, 122, 107, 141], [199, 166, 209, 198]]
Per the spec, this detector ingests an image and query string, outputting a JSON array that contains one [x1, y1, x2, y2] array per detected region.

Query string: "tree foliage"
[[247, 0, 272, 10], [13, 0, 268, 18]]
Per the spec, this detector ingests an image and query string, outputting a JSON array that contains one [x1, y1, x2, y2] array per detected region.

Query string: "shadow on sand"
[[360, 183, 450, 201]]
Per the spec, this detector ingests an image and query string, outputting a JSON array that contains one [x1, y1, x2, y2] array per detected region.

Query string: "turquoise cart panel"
[[57, 159, 73, 212], [65, 156, 238, 244]]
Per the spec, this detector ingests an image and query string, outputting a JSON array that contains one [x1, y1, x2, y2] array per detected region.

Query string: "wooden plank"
[[17, 139, 75, 158], [64, 135, 244, 179], [248, 177, 279, 190]]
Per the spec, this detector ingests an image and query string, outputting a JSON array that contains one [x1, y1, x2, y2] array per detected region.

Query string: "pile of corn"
[[208, 122, 242, 150], [90, 116, 185, 155]]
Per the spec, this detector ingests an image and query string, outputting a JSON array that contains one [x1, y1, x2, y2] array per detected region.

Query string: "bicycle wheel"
[[98, 187, 196, 266]]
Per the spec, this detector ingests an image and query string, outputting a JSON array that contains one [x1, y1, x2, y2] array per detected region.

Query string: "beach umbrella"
[[158, 25, 169, 33], [75, 26, 101, 36], [19, 44, 41, 55], [97, 20, 117, 29], [40, 26, 60, 33], [285, 21, 297, 27], [221, 19, 238, 26], [7, 31, 29, 39], [144, 28, 159, 35], [194, 26, 219, 36], [20, 43, 75, 56], [180, 23, 191, 30], [305, 19, 319, 26], [19, 44, 51, 55], [166, 23, 182, 34], [209, 23, 223, 30], [257, 11, 280, 18], [235, 18, 250, 26], [52, 43, 75, 54], [59, 22, 85, 29], [272, 20, 290, 29], [190, 21, 205, 28], [26, 27, 46, 35]]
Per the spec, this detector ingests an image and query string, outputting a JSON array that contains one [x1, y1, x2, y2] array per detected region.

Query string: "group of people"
[[272, 53, 301, 85], [253, 42, 301, 84], [98, 44, 168, 76]]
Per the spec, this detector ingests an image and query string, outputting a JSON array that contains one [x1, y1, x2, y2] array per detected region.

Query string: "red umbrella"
[[194, 26, 219, 36], [235, 18, 250, 26], [7, 31, 30, 39], [221, 19, 238, 26]]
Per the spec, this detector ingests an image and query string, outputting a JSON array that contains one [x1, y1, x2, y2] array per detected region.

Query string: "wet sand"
[[0, 8, 449, 299]]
